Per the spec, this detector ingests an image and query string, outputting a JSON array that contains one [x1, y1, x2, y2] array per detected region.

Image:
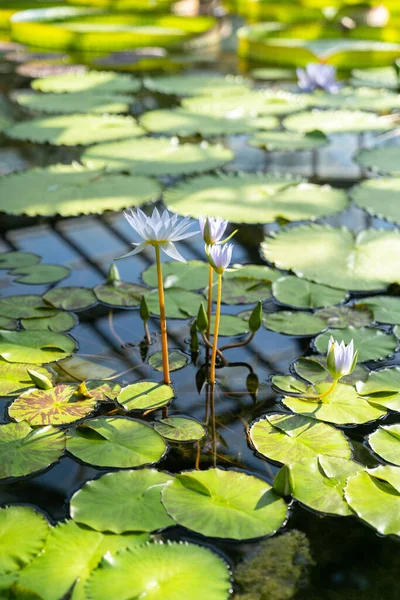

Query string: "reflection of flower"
[[118, 207, 198, 263], [297, 63, 341, 94], [207, 243, 234, 274], [199, 216, 228, 246], [327, 337, 358, 380]]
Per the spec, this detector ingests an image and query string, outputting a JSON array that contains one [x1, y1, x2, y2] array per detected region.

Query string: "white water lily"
[[207, 243, 234, 275], [327, 337, 358, 380], [199, 216, 228, 246], [118, 207, 198, 263]]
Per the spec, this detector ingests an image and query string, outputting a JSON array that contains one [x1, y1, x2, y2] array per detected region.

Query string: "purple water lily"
[[297, 63, 341, 94]]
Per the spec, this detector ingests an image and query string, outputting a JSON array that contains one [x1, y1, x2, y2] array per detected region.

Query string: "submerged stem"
[[210, 274, 222, 384], [155, 245, 170, 384]]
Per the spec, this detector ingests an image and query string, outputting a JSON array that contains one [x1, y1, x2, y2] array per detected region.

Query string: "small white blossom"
[[199, 216, 228, 246], [297, 63, 341, 94], [117, 207, 198, 263], [327, 337, 358, 380], [207, 243, 234, 275]]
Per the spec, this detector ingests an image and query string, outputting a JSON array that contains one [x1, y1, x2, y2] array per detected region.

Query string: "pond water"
[[0, 2, 399, 600]]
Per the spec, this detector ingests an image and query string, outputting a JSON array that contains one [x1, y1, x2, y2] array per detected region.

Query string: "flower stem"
[[210, 273, 222, 384], [315, 378, 338, 400], [155, 245, 170, 384], [206, 264, 213, 340]]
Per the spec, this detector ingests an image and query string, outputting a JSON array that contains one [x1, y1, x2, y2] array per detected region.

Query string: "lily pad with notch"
[[0, 317, 17, 330], [10, 264, 71, 285], [351, 177, 400, 225], [314, 327, 398, 363], [21, 311, 78, 333], [0, 360, 55, 397], [293, 355, 368, 387], [0, 251, 40, 270], [0, 330, 76, 364], [210, 314, 249, 336], [264, 311, 326, 336], [94, 282, 147, 308], [0, 295, 58, 319], [143, 288, 202, 319], [44, 286, 97, 311], [154, 416, 206, 443], [148, 350, 189, 372], [219, 276, 273, 305], [355, 146, 400, 176], [117, 381, 174, 412], [354, 296, 400, 325], [368, 424, 400, 466], [356, 367, 400, 411], [272, 276, 347, 309]]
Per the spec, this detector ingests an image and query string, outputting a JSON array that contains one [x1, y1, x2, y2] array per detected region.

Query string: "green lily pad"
[[249, 129, 328, 151], [66, 416, 166, 469], [351, 177, 400, 225], [15, 91, 133, 115], [18, 519, 148, 600], [82, 380, 121, 402], [293, 355, 368, 387], [0, 252, 40, 270], [262, 225, 400, 291], [82, 138, 234, 177], [0, 421, 65, 480], [283, 110, 394, 134], [283, 455, 362, 516], [154, 416, 206, 442], [144, 73, 250, 96], [315, 327, 398, 363], [9, 384, 97, 425], [351, 67, 399, 89], [70, 469, 175, 533], [0, 295, 57, 319], [0, 330, 76, 364], [148, 350, 189, 372], [0, 164, 161, 217], [165, 175, 346, 224], [0, 317, 17, 331], [5, 114, 144, 146], [94, 282, 147, 307], [220, 277, 272, 305], [32, 71, 141, 94], [86, 541, 232, 600], [0, 361, 55, 397], [354, 296, 400, 325], [264, 311, 326, 336], [224, 265, 281, 281], [355, 146, 400, 176], [345, 465, 400, 536], [211, 314, 249, 336], [0, 505, 50, 576], [313, 306, 373, 329], [282, 381, 386, 425], [10, 264, 70, 285], [368, 424, 400, 466], [251, 67, 295, 80], [305, 87, 400, 112], [44, 286, 97, 311], [140, 108, 278, 137], [272, 276, 347, 309], [161, 467, 288, 540], [356, 367, 400, 411], [272, 375, 308, 395], [21, 311, 78, 333], [144, 288, 201, 319], [250, 413, 351, 465], [142, 260, 209, 291], [117, 381, 174, 412]]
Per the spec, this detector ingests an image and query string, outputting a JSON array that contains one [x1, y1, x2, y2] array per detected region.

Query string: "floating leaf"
[[0, 251, 40, 270], [82, 138, 234, 177], [285, 456, 362, 516], [0, 317, 17, 331], [249, 129, 328, 151], [5, 114, 144, 146], [264, 311, 326, 336], [0, 505, 50, 576], [283, 110, 394, 134], [144, 288, 202, 319], [0, 165, 161, 217], [272, 375, 308, 395], [154, 416, 206, 442], [355, 146, 400, 176], [0, 361, 55, 397], [140, 108, 278, 137], [0, 330, 76, 363], [356, 367, 400, 411], [282, 381, 386, 425], [21, 311, 78, 333], [305, 87, 400, 112], [32, 71, 140, 94], [162, 468, 288, 540], [70, 469, 175, 533], [314, 327, 398, 363], [355, 296, 400, 325], [86, 541, 232, 600], [44, 286, 97, 311], [313, 306, 373, 329], [211, 314, 249, 336], [251, 67, 295, 80], [224, 265, 281, 282], [0, 421, 65, 480], [117, 381, 174, 412], [345, 465, 400, 536], [262, 225, 400, 291], [142, 260, 209, 291], [15, 91, 133, 115], [250, 413, 351, 465], [94, 282, 147, 307], [82, 380, 121, 402], [368, 424, 400, 466], [220, 277, 272, 305], [272, 276, 347, 309], [10, 264, 70, 285], [148, 350, 189, 372], [351, 66, 399, 89], [0, 295, 57, 319], [9, 384, 97, 425], [351, 177, 400, 225], [144, 73, 250, 96], [18, 520, 148, 600], [293, 355, 368, 387], [66, 416, 166, 469]]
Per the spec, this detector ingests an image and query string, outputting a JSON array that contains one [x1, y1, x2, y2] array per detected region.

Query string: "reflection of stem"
[[210, 274, 222, 384], [220, 331, 255, 352], [201, 332, 228, 365], [108, 309, 126, 348], [162, 405, 168, 419], [210, 382, 217, 468], [206, 264, 213, 340], [155, 245, 170, 384], [143, 321, 152, 345], [195, 440, 201, 470]]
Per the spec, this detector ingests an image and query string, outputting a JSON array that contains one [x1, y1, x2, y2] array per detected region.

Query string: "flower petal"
[[159, 241, 187, 263], [115, 241, 148, 260]]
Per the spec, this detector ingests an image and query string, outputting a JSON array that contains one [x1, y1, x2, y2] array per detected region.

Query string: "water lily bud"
[[327, 336, 358, 381], [246, 372, 259, 399], [140, 295, 150, 323], [75, 381, 93, 398], [248, 301, 263, 333], [27, 369, 53, 390], [196, 303, 209, 333], [106, 263, 121, 286], [190, 321, 199, 353]]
